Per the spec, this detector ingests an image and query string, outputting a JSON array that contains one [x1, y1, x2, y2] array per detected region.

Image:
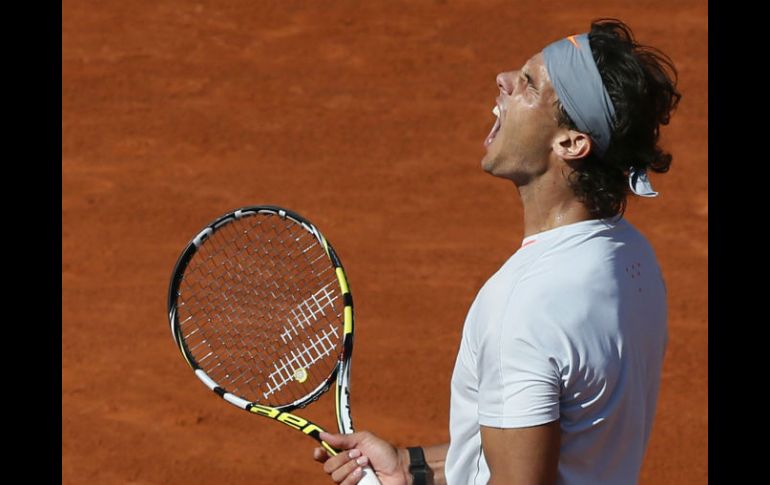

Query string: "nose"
[[496, 71, 515, 95]]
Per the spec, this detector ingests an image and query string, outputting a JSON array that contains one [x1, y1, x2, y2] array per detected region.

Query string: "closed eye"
[[523, 73, 538, 92]]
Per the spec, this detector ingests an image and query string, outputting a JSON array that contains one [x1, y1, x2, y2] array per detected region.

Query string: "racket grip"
[[359, 465, 382, 485]]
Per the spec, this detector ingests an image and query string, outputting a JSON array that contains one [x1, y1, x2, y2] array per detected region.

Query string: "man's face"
[[481, 52, 561, 183]]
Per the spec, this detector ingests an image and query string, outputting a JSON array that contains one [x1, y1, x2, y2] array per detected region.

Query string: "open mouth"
[[484, 105, 502, 147]]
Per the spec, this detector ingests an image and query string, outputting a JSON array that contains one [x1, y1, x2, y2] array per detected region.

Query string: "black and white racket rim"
[[167, 206, 355, 414]]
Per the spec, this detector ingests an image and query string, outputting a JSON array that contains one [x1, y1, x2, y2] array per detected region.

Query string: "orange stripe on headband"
[[567, 35, 580, 48]]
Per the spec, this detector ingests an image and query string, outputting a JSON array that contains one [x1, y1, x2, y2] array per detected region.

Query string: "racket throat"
[[336, 361, 355, 434]]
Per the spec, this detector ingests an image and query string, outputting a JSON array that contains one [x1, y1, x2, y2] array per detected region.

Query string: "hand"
[[312, 431, 410, 485]]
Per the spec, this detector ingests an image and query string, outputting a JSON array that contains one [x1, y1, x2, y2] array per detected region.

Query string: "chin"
[[480, 153, 492, 172], [481, 145, 498, 171], [481, 150, 505, 176]]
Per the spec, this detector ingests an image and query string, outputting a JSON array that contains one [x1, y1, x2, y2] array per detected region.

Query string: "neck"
[[516, 166, 594, 238]]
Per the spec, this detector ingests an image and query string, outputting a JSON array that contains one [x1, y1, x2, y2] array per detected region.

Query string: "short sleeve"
[[477, 293, 563, 428]]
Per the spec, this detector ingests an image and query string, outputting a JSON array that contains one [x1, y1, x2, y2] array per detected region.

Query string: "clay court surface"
[[62, 1, 707, 483]]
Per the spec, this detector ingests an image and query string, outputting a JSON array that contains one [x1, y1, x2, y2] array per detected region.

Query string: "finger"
[[331, 455, 369, 483], [313, 447, 330, 463], [323, 449, 362, 474], [340, 466, 365, 485], [319, 431, 361, 451]]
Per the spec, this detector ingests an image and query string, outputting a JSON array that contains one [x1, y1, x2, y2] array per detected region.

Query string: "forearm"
[[423, 443, 449, 485], [397, 443, 449, 485]]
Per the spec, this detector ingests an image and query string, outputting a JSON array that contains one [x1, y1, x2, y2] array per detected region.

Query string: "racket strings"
[[181, 219, 330, 401], [221, 219, 340, 395], [183, 218, 318, 388], [176, 213, 345, 407]]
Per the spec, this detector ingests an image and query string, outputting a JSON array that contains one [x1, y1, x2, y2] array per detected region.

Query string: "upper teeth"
[[492, 105, 500, 117]]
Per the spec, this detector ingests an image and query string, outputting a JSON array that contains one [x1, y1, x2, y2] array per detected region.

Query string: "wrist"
[[406, 446, 431, 485], [397, 447, 414, 485]]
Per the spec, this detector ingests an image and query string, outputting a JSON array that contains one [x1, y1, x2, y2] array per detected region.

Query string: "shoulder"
[[526, 218, 659, 285], [507, 219, 661, 326]]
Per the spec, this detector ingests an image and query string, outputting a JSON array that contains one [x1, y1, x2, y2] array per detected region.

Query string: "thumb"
[[318, 431, 360, 452]]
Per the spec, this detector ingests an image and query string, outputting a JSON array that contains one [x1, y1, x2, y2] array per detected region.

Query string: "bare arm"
[[480, 420, 561, 485]]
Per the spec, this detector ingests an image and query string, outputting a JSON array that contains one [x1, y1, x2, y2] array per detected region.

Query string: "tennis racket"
[[167, 205, 380, 484]]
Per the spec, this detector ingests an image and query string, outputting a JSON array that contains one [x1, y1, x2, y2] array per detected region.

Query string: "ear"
[[552, 129, 593, 161]]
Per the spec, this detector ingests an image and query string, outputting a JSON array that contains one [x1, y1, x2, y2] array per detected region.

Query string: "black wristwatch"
[[407, 446, 429, 485]]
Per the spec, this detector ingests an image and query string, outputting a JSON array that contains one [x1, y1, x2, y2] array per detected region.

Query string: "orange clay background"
[[62, 1, 707, 484]]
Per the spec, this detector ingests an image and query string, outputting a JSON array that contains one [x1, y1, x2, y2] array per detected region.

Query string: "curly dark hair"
[[555, 19, 682, 219]]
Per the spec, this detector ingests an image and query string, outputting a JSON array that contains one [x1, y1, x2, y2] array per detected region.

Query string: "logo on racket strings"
[[293, 367, 308, 383]]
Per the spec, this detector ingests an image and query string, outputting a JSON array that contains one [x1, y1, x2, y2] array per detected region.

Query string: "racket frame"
[[167, 205, 357, 455]]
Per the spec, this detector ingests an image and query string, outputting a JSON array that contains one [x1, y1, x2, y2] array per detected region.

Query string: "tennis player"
[[313, 18, 681, 485]]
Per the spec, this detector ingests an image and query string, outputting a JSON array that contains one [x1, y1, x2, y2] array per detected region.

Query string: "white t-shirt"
[[445, 217, 668, 485]]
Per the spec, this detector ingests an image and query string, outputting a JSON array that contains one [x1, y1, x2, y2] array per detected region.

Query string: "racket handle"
[[359, 465, 382, 485]]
